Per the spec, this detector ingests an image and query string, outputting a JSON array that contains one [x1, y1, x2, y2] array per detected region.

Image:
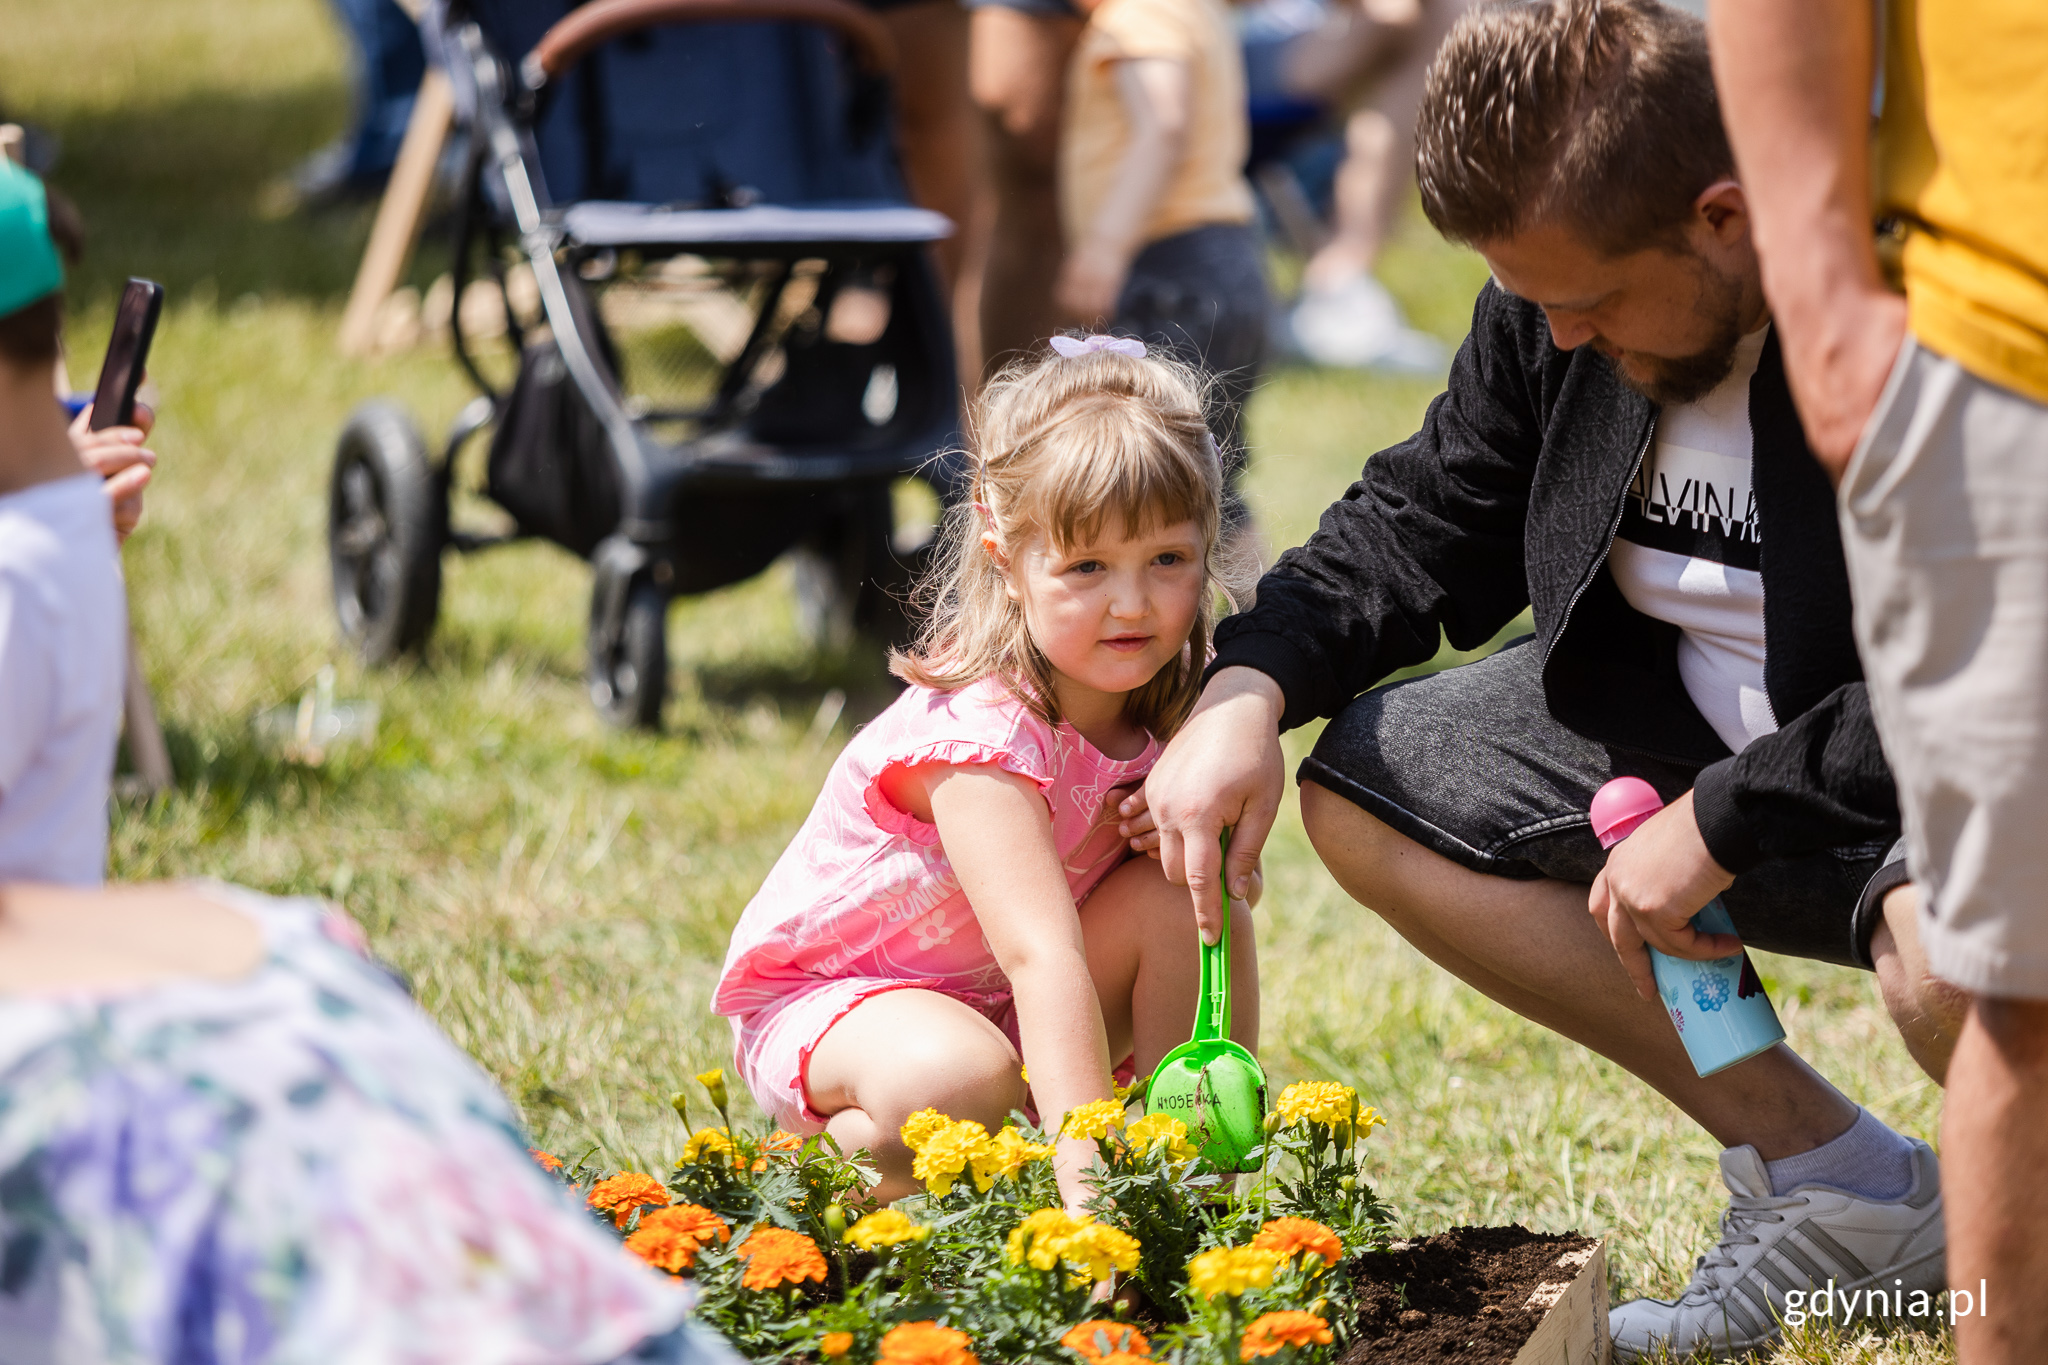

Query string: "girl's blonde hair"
[[892, 342, 1250, 737]]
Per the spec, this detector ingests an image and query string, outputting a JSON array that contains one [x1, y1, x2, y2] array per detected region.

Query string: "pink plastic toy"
[[1590, 776, 1667, 850]]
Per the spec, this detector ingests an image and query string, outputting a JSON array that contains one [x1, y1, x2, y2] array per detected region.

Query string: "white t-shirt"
[[1608, 328, 1776, 754], [0, 472, 127, 884]]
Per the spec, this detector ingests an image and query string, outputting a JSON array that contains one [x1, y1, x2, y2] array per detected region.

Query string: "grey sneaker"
[[1610, 1140, 1946, 1361]]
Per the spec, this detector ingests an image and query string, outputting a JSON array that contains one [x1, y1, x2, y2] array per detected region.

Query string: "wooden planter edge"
[[1510, 1237, 1609, 1365]]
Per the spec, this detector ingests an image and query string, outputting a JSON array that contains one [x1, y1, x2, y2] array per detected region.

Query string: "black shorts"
[[1298, 638, 1907, 969], [1112, 222, 1271, 531]]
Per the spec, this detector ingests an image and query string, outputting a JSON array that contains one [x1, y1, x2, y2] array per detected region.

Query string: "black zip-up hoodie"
[[1210, 282, 1900, 872]]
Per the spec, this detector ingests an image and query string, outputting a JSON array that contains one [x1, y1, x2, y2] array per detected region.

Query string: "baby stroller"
[[327, 0, 960, 727]]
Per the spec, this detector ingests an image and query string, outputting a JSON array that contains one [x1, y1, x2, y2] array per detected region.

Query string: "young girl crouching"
[[714, 339, 1259, 1208]]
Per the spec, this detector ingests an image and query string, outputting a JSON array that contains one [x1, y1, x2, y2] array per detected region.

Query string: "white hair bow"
[[1048, 334, 1148, 359]]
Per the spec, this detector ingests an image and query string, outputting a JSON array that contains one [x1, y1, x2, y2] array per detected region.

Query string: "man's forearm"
[[1709, 0, 1906, 471], [1709, 0, 1883, 330]]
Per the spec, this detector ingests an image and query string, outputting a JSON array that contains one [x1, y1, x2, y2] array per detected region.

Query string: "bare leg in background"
[[968, 4, 1083, 379]]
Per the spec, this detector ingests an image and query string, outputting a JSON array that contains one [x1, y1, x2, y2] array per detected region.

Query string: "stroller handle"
[[525, 0, 897, 87]]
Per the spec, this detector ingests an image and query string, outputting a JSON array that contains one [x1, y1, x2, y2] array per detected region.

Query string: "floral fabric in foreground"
[[0, 884, 699, 1365]]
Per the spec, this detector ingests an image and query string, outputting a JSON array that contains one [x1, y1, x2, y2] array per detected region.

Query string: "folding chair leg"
[[339, 69, 455, 357], [121, 630, 175, 796]]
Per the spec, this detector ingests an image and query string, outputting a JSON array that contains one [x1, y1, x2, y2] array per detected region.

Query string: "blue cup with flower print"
[[1591, 778, 1787, 1077]]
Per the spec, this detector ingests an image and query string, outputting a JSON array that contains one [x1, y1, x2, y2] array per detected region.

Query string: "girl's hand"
[[1116, 788, 1262, 906], [1116, 787, 1159, 853], [1056, 240, 1129, 324], [70, 403, 157, 545]]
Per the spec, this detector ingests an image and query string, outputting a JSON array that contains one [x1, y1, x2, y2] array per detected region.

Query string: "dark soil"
[[1336, 1226, 1597, 1364]]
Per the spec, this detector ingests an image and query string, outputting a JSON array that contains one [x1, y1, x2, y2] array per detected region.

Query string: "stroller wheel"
[[590, 581, 668, 730], [329, 402, 443, 664]]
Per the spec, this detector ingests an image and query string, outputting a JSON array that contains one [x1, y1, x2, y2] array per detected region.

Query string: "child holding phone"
[[716, 339, 1261, 1210], [0, 160, 129, 883]]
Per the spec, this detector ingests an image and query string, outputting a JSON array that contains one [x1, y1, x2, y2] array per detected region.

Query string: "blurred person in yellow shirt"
[[1711, 2, 2048, 1361], [1054, 0, 1269, 538]]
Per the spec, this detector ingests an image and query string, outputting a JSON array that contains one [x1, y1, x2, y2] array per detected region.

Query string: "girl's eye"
[[1067, 560, 1103, 575], [1154, 552, 1183, 567]]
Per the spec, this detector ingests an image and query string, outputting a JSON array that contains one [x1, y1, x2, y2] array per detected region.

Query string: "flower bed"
[[534, 1069, 1559, 1365]]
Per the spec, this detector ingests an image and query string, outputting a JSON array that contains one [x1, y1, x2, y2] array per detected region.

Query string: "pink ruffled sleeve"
[[859, 685, 1059, 845]]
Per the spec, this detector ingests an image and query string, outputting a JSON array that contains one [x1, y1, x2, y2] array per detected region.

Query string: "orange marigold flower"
[[749, 1129, 808, 1172], [529, 1148, 565, 1172], [878, 1321, 977, 1365], [587, 1172, 672, 1228], [1060, 1321, 1151, 1360], [735, 1226, 829, 1291], [1251, 1218, 1343, 1269], [821, 1332, 855, 1358], [1100, 1355, 1151, 1365], [1240, 1312, 1332, 1360], [625, 1204, 731, 1274]]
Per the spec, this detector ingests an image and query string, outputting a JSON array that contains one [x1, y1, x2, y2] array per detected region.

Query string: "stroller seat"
[[327, 0, 963, 728], [560, 200, 951, 250]]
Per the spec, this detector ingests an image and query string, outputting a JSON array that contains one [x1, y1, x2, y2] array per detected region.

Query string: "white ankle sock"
[[1764, 1107, 1916, 1202]]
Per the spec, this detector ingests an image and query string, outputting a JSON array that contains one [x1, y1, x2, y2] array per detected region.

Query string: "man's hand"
[[1114, 787, 1266, 907], [1779, 287, 1906, 481], [70, 402, 156, 545], [1587, 789, 1741, 1002], [1140, 667, 1286, 944]]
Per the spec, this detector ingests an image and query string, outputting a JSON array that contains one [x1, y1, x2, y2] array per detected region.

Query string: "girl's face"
[[998, 513, 1206, 717]]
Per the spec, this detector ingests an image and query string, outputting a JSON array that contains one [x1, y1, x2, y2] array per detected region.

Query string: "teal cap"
[[0, 160, 64, 319]]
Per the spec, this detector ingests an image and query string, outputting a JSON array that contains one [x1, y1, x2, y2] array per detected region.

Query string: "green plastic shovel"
[[1143, 831, 1269, 1172]]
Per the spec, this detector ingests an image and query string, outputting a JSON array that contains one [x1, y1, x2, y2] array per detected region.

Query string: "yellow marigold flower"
[[1251, 1218, 1343, 1269], [913, 1119, 994, 1197], [878, 1321, 978, 1365], [1060, 1321, 1150, 1360], [847, 1208, 927, 1251], [1007, 1208, 1086, 1271], [1357, 1105, 1387, 1137], [1239, 1312, 1332, 1360], [528, 1148, 564, 1172], [587, 1172, 672, 1228], [1274, 1081, 1356, 1130], [1061, 1099, 1126, 1142], [735, 1226, 829, 1291], [971, 1126, 1055, 1186], [1063, 1222, 1141, 1281], [1123, 1113, 1197, 1162], [820, 1332, 855, 1358], [1007, 1211, 1138, 1280], [900, 1108, 952, 1153], [1186, 1246, 1282, 1299], [680, 1127, 735, 1166], [696, 1068, 729, 1109], [624, 1204, 731, 1273]]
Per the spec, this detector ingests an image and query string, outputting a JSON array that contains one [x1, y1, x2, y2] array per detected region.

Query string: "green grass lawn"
[[8, 2, 1952, 1359]]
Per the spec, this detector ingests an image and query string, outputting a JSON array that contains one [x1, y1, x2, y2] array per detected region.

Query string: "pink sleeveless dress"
[[715, 676, 1157, 1131]]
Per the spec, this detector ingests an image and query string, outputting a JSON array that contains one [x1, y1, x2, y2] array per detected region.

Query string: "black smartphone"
[[88, 278, 164, 432]]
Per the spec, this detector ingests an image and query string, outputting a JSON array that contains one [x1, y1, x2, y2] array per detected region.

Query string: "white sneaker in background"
[[1288, 273, 1447, 373], [1610, 1141, 1946, 1361]]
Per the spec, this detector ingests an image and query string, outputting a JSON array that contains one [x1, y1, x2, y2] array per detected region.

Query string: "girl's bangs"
[[1026, 420, 1213, 552]]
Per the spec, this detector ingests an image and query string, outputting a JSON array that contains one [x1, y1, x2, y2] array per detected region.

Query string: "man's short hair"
[[0, 187, 82, 367], [1415, 0, 1734, 255]]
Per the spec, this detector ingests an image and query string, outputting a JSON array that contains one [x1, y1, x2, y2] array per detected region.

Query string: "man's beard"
[[1599, 255, 1751, 407]]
